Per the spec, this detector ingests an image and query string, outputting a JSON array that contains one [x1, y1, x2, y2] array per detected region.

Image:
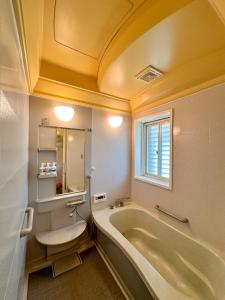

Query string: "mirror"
[[56, 128, 85, 195], [38, 126, 85, 196]]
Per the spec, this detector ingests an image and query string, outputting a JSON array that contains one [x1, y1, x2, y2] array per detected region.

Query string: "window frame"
[[134, 110, 173, 190]]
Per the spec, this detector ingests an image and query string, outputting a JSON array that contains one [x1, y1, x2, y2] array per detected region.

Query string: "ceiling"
[[53, 0, 143, 61], [42, 0, 145, 81], [12, 0, 225, 113], [99, 0, 225, 100]]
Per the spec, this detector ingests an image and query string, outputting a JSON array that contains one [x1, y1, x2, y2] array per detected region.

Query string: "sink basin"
[[36, 220, 87, 246]]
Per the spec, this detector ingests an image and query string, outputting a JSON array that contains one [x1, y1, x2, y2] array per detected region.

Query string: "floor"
[[27, 247, 125, 300]]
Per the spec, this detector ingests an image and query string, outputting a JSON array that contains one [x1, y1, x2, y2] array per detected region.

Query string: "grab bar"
[[155, 205, 189, 223], [20, 207, 34, 237]]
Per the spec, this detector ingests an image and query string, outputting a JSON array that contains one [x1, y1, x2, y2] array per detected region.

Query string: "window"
[[134, 110, 172, 189]]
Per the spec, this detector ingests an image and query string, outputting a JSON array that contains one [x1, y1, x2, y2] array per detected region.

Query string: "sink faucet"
[[69, 207, 76, 217]]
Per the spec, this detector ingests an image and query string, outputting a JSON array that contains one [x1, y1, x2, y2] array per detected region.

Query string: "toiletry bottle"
[[46, 162, 51, 174], [48, 162, 57, 176], [40, 163, 46, 176]]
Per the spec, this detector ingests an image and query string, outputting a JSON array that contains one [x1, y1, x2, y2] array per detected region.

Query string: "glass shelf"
[[38, 174, 57, 179]]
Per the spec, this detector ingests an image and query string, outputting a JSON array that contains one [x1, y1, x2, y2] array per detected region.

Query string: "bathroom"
[[0, 0, 225, 299]]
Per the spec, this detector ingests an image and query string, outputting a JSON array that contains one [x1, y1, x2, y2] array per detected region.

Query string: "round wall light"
[[108, 116, 123, 128], [54, 106, 74, 122]]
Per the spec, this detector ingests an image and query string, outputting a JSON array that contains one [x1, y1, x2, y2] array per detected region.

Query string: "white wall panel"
[[0, 90, 29, 300], [132, 82, 225, 253], [0, 0, 29, 299], [91, 109, 131, 209]]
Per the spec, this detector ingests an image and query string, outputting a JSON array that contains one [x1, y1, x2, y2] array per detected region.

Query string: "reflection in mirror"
[[56, 128, 64, 194], [66, 130, 85, 193], [55, 128, 85, 195]]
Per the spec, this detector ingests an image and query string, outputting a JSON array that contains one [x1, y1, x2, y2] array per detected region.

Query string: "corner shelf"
[[38, 147, 57, 152], [38, 174, 57, 179]]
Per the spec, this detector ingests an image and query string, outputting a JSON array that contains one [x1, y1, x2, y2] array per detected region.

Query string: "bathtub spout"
[[110, 198, 130, 209]]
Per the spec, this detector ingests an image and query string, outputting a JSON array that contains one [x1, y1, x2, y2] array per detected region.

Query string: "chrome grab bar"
[[20, 207, 34, 237], [155, 205, 189, 223]]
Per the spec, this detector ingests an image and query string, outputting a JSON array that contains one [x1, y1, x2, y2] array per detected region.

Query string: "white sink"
[[36, 220, 87, 246]]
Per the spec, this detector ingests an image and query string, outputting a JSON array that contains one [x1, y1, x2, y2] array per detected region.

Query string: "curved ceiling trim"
[[97, 0, 194, 86], [53, 0, 143, 61], [208, 0, 225, 25]]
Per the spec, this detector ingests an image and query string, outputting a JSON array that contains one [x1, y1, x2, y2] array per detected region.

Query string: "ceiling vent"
[[135, 65, 163, 83]]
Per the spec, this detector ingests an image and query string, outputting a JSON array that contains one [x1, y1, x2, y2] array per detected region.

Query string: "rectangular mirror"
[[38, 126, 85, 196], [56, 128, 85, 195]]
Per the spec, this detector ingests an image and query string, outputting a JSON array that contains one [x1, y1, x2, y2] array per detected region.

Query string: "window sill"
[[134, 175, 172, 190]]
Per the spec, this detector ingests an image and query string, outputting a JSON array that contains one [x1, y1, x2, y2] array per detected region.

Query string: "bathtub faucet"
[[110, 197, 129, 209]]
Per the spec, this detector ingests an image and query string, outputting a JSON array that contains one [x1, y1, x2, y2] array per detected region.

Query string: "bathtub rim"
[[99, 203, 225, 260], [93, 217, 159, 299], [93, 204, 191, 300], [93, 203, 225, 300]]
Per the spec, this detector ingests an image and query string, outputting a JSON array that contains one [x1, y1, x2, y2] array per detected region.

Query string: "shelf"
[[36, 191, 87, 213], [38, 174, 57, 179], [36, 191, 87, 203], [38, 147, 57, 152]]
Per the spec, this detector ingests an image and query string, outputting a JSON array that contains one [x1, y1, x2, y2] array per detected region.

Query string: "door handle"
[[20, 207, 34, 237]]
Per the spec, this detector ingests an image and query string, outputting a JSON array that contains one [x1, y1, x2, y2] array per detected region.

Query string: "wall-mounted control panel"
[[93, 193, 107, 204]]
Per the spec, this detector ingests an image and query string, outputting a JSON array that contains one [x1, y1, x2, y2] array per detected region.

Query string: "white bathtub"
[[93, 203, 225, 300]]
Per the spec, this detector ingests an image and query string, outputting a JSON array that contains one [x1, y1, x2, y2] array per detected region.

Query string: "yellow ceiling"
[[54, 0, 138, 59], [42, 0, 145, 78], [99, 0, 225, 99], [13, 0, 225, 113]]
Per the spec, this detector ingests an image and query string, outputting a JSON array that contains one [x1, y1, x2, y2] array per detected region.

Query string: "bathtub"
[[93, 203, 225, 300]]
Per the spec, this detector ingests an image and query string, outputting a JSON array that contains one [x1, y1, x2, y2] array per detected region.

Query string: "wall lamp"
[[54, 106, 74, 121], [108, 116, 123, 128]]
